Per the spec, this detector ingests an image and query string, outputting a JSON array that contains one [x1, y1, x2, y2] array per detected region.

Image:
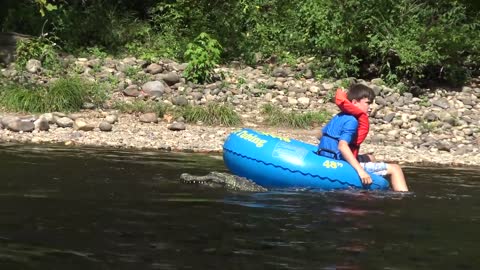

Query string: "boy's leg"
[[360, 162, 409, 192], [386, 163, 408, 192]]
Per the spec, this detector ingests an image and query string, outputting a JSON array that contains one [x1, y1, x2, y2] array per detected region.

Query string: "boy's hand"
[[338, 140, 373, 186], [357, 169, 372, 186]]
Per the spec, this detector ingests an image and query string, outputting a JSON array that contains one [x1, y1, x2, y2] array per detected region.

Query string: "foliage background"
[[1, 0, 479, 88]]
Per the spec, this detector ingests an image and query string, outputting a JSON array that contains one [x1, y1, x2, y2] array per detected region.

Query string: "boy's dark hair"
[[347, 84, 375, 103]]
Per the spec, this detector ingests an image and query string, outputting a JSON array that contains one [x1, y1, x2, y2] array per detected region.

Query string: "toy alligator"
[[180, 171, 267, 192]]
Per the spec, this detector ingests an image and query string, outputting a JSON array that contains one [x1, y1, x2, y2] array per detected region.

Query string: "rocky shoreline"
[[1, 57, 480, 168], [0, 112, 479, 168]]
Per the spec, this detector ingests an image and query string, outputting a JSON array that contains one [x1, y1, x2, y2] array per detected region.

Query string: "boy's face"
[[352, 98, 372, 114]]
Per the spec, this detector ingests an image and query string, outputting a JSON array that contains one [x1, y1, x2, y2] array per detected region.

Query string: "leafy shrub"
[[1, 1, 44, 35], [299, 0, 479, 85], [2, 0, 479, 88], [236, 1, 304, 64], [124, 27, 182, 61], [46, 1, 146, 53], [365, 0, 478, 85], [15, 34, 60, 71], [298, 0, 364, 78], [124, 66, 141, 78], [84, 46, 108, 59], [183, 32, 222, 84]]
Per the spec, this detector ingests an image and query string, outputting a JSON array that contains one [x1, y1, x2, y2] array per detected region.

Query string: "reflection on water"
[[0, 143, 479, 270]]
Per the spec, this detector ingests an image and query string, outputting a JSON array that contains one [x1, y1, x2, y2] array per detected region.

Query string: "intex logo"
[[234, 130, 267, 147]]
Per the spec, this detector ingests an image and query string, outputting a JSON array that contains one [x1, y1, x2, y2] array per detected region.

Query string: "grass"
[[0, 84, 47, 112], [261, 103, 331, 128], [0, 76, 107, 113], [124, 66, 141, 78], [113, 101, 241, 126], [178, 103, 241, 126]]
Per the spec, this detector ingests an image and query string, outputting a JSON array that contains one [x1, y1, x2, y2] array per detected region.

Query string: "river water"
[[0, 144, 478, 270]]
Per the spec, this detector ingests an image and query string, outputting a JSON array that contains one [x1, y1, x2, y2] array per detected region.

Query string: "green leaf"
[[46, 3, 57, 11]]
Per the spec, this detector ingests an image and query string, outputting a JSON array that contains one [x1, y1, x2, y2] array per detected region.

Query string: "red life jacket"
[[334, 88, 369, 157]]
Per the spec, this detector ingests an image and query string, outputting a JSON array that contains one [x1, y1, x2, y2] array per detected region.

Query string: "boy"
[[317, 84, 409, 191]]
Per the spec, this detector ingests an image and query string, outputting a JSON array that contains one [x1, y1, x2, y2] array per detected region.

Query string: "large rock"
[[172, 96, 188, 106], [371, 78, 385, 85], [1, 115, 20, 127], [0, 32, 32, 65], [145, 63, 164, 74], [271, 67, 289, 77], [34, 117, 50, 131], [0, 46, 15, 66], [298, 97, 310, 106], [304, 68, 313, 79], [139, 113, 158, 123], [123, 85, 141, 97], [56, 117, 74, 128], [383, 112, 396, 123], [99, 121, 113, 132], [375, 96, 387, 106], [142, 81, 170, 97], [105, 114, 118, 124], [73, 118, 95, 131], [26, 59, 41, 73], [432, 98, 450, 109], [39, 113, 55, 124], [156, 72, 180, 86], [7, 120, 35, 132], [168, 121, 186, 131]]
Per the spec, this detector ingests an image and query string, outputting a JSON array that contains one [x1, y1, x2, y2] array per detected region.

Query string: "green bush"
[[124, 24, 183, 61], [183, 33, 223, 84], [234, 1, 304, 64], [298, 0, 480, 85], [5, 0, 147, 53], [15, 35, 60, 71], [1, 1, 44, 34], [2, 0, 478, 87]]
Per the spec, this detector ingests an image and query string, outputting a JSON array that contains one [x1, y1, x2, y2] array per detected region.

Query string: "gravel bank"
[[1, 112, 479, 168]]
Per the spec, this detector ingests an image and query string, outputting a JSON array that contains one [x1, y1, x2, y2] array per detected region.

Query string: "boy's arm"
[[335, 88, 364, 117], [335, 88, 369, 144], [356, 114, 369, 145], [338, 140, 372, 186]]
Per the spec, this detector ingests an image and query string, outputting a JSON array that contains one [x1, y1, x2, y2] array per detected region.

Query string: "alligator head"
[[180, 171, 267, 192]]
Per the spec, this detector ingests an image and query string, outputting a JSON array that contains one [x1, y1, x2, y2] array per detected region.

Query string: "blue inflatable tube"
[[223, 128, 390, 190]]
